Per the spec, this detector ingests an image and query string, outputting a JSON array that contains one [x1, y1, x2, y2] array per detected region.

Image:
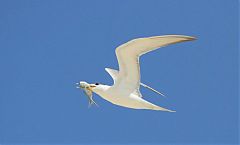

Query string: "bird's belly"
[[98, 91, 149, 109]]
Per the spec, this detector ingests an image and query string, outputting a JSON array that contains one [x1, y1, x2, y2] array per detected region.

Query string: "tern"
[[76, 35, 196, 112]]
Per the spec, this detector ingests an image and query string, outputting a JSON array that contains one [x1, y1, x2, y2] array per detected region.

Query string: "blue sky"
[[0, 0, 238, 144]]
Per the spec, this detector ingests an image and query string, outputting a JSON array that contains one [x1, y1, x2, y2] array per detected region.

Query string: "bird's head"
[[76, 81, 102, 107], [76, 81, 101, 91]]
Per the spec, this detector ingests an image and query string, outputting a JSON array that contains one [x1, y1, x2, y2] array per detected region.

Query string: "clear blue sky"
[[0, 0, 238, 144]]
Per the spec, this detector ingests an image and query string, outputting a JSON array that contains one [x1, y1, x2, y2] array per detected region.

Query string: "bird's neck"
[[92, 85, 111, 96]]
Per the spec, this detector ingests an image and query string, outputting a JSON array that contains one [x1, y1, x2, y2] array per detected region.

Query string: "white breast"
[[94, 87, 149, 109]]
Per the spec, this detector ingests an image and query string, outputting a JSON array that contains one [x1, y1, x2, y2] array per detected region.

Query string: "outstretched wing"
[[113, 35, 196, 95]]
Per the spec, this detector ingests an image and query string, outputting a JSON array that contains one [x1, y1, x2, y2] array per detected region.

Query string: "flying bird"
[[76, 35, 196, 112]]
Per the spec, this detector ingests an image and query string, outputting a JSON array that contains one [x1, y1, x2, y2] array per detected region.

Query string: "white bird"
[[77, 35, 196, 112]]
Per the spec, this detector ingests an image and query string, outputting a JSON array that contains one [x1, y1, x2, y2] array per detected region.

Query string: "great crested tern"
[[76, 35, 196, 112]]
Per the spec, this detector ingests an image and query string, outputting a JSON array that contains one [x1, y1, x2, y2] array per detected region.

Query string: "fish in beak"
[[76, 81, 98, 107]]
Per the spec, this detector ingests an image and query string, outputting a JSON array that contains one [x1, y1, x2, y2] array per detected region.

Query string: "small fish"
[[83, 88, 98, 107], [76, 81, 98, 107]]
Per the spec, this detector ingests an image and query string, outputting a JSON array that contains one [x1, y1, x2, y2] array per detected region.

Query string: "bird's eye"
[[95, 83, 99, 85]]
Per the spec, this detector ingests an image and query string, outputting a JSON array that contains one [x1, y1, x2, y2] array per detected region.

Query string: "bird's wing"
[[105, 68, 118, 84], [113, 35, 196, 95], [105, 67, 164, 97]]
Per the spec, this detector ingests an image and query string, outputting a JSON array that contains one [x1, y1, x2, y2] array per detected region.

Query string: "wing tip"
[[149, 35, 197, 41], [154, 105, 176, 112], [160, 109, 176, 112], [105, 67, 111, 72], [168, 35, 197, 41], [167, 110, 176, 113], [161, 108, 176, 112], [185, 35, 197, 41], [169, 35, 197, 44]]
